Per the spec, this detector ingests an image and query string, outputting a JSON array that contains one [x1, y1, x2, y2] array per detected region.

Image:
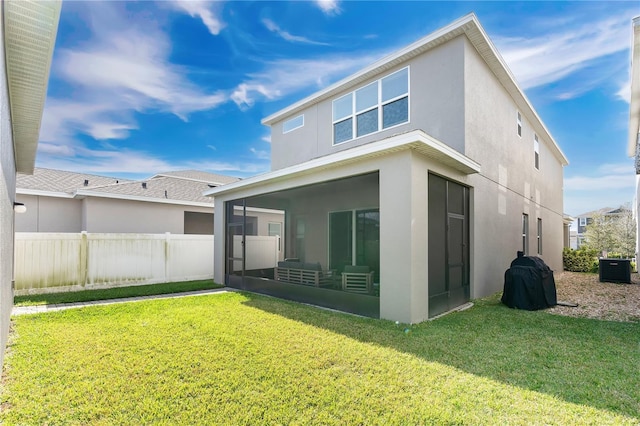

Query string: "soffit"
[[4, 0, 61, 174]]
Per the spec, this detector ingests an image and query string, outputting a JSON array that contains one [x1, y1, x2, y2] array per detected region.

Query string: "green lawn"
[[13, 280, 223, 306], [2, 292, 638, 425]]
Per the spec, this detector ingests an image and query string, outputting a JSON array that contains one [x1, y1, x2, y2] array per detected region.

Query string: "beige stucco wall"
[[463, 37, 564, 298], [270, 37, 466, 170], [15, 194, 82, 232], [83, 197, 213, 234], [0, 15, 16, 368]]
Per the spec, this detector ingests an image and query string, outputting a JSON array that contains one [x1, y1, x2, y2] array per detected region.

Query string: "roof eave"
[[204, 129, 481, 198], [260, 12, 568, 167], [4, 0, 62, 174]]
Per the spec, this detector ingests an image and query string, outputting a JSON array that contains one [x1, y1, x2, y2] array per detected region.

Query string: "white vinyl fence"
[[14, 232, 215, 295]]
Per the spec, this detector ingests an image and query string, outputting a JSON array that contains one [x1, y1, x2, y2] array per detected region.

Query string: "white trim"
[[74, 190, 214, 208], [204, 129, 481, 198], [16, 189, 75, 199]]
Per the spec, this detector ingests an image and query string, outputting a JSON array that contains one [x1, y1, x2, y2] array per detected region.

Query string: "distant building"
[[574, 207, 630, 248]]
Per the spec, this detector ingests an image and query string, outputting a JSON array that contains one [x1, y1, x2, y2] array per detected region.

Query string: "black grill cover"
[[502, 256, 557, 310]]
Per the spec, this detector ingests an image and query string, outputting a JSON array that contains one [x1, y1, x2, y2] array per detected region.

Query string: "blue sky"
[[38, 0, 638, 216]]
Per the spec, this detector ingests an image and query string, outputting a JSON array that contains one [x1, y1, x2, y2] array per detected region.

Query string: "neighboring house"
[[628, 16, 640, 259], [574, 207, 631, 249], [206, 14, 569, 323], [563, 214, 573, 249], [0, 1, 61, 367], [16, 168, 283, 236]]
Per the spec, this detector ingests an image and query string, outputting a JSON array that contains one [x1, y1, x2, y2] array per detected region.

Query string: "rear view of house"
[[206, 13, 568, 323]]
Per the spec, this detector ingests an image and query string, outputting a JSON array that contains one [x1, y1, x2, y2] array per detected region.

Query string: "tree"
[[583, 204, 636, 258], [583, 213, 614, 256], [612, 207, 636, 258]]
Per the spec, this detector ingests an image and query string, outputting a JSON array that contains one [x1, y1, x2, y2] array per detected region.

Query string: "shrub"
[[563, 248, 598, 273]]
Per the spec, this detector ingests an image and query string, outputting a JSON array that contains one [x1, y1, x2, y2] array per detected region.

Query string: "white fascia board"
[[16, 188, 74, 198], [204, 129, 481, 198], [74, 190, 214, 208], [628, 16, 640, 157]]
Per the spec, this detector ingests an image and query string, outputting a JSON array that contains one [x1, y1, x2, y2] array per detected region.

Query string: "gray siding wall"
[[463, 37, 564, 298], [0, 13, 16, 368], [270, 36, 466, 170]]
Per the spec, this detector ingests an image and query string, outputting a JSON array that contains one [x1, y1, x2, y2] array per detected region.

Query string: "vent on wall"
[[142, 182, 147, 189]]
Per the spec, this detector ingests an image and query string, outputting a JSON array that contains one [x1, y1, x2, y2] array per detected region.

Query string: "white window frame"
[[332, 67, 410, 145], [517, 111, 522, 137], [537, 218, 542, 255], [522, 213, 529, 255], [283, 114, 304, 134], [579, 217, 586, 226], [534, 134, 540, 170]]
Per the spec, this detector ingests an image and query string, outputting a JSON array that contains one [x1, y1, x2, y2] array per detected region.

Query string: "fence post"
[[164, 232, 170, 281], [80, 231, 88, 287]]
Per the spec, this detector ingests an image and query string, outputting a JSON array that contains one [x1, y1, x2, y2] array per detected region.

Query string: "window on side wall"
[[332, 67, 409, 145], [534, 134, 540, 170], [537, 218, 542, 255], [517, 111, 522, 137], [522, 213, 529, 255], [283, 115, 304, 133]]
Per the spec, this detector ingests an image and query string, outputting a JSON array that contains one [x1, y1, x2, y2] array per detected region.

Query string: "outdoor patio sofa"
[[275, 260, 335, 287]]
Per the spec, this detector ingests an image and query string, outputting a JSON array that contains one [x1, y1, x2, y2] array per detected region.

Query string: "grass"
[[1, 292, 639, 425], [13, 280, 223, 307]]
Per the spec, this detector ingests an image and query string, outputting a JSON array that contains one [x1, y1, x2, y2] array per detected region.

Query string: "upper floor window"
[[517, 111, 522, 137], [283, 114, 304, 133], [579, 217, 586, 227], [333, 67, 409, 145], [534, 134, 540, 170]]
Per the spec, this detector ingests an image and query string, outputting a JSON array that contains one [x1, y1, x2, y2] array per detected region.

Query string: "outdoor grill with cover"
[[502, 255, 557, 310]]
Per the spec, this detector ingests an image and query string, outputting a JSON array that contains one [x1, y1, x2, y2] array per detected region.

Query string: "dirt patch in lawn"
[[548, 271, 640, 323]]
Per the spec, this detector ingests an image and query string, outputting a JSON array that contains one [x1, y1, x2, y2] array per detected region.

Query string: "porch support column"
[[379, 151, 428, 323]]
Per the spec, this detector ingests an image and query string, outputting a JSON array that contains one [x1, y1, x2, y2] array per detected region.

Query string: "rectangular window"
[[579, 217, 586, 226], [268, 222, 282, 251], [283, 115, 304, 133], [537, 218, 542, 255], [534, 134, 540, 170], [517, 111, 522, 137], [522, 214, 529, 255], [332, 67, 409, 145]]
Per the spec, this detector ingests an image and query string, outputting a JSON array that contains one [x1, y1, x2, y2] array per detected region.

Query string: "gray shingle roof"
[[154, 170, 240, 185], [18, 168, 239, 204], [17, 168, 127, 193], [83, 176, 215, 204]]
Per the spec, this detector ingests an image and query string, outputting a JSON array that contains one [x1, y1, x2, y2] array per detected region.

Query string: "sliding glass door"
[[329, 209, 380, 281]]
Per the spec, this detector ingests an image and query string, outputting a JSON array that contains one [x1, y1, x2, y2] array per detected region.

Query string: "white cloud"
[[616, 77, 631, 103], [315, 0, 340, 16], [37, 147, 269, 178], [262, 18, 328, 45], [170, 0, 225, 35], [250, 147, 270, 160], [564, 163, 635, 191], [230, 52, 382, 108], [42, 4, 227, 144], [262, 135, 271, 144], [496, 12, 633, 93]]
